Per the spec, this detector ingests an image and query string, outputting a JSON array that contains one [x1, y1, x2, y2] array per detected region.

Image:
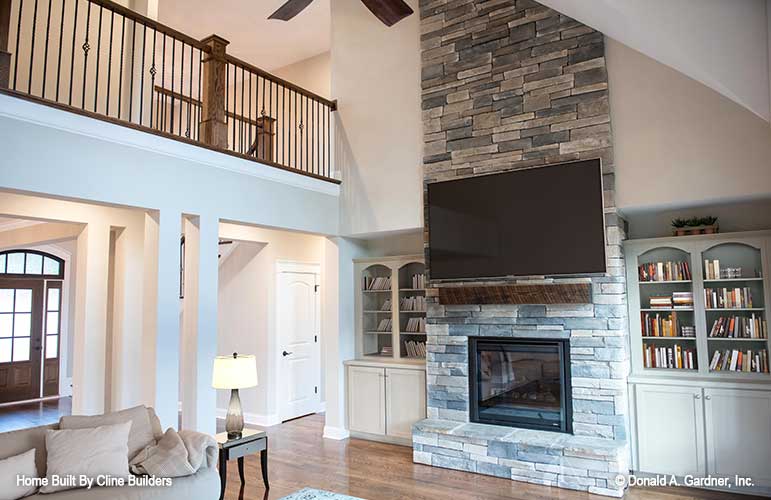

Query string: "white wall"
[[216, 223, 326, 426], [332, 0, 423, 236], [540, 0, 771, 122], [607, 38, 771, 213], [272, 52, 331, 100]]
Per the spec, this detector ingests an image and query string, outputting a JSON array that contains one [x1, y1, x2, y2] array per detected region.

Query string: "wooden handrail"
[[225, 54, 337, 110], [154, 85, 275, 127], [83, 0, 211, 51]]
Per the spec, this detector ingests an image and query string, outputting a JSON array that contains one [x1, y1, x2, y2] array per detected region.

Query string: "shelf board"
[[399, 288, 425, 292], [364, 331, 392, 335], [642, 336, 696, 340], [641, 308, 694, 312], [639, 280, 692, 285], [363, 310, 392, 313], [708, 337, 769, 342], [399, 331, 427, 335], [362, 289, 392, 293], [399, 310, 426, 313], [643, 367, 698, 373], [705, 308, 764, 312], [703, 277, 764, 283]]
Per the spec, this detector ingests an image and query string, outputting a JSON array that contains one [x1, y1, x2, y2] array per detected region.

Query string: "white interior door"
[[278, 268, 320, 421]]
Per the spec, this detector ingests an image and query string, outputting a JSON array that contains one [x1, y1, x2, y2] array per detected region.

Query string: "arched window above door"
[[0, 250, 64, 279]]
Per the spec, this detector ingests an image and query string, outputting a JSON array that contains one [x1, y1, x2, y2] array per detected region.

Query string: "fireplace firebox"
[[469, 337, 572, 433]]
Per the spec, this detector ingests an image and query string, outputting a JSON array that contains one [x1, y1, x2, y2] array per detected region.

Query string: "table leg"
[[238, 456, 245, 484], [218, 453, 227, 500], [260, 446, 269, 489]]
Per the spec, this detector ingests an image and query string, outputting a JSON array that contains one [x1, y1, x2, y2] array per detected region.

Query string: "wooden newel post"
[[199, 35, 229, 149], [0, 0, 12, 89]]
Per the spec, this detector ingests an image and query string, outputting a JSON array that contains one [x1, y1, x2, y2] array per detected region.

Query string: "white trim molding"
[[322, 425, 350, 440]]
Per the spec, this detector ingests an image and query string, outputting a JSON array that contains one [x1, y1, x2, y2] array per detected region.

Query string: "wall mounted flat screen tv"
[[427, 159, 607, 280]]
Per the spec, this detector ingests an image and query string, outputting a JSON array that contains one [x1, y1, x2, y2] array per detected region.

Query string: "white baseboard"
[[216, 408, 280, 427], [322, 425, 350, 440], [317, 401, 326, 413]]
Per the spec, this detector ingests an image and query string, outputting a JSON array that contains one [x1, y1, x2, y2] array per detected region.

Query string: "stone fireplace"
[[470, 337, 572, 433], [416, 0, 630, 497]]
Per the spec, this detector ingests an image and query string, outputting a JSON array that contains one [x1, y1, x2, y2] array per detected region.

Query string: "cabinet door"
[[385, 367, 426, 439], [704, 388, 771, 485], [347, 366, 386, 435], [635, 384, 706, 476]]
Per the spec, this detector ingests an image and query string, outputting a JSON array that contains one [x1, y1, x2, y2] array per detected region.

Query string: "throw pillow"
[[59, 405, 155, 460], [41, 422, 131, 494], [0, 449, 38, 500]]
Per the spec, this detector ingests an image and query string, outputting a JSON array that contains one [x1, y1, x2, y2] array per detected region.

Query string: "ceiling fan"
[[268, 0, 414, 27]]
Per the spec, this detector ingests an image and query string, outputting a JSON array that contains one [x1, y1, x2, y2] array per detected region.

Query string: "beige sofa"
[[0, 407, 220, 500]]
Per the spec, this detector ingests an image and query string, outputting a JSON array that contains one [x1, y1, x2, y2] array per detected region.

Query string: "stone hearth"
[[416, 0, 630, 497]]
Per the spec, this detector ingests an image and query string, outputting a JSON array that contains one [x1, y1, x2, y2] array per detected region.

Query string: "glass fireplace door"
[[469, 338, 572, 433]]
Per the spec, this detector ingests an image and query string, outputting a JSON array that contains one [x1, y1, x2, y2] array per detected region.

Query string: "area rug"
[[280, 488, 366, 500]]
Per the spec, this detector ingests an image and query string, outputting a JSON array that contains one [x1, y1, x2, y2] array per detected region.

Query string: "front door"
[[278, 269, 321, 421], [0, 280, 44, 403]]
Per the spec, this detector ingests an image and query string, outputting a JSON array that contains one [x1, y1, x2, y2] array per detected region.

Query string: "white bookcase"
[[625, 231, 771, 494], [354, 255, 427, 361]]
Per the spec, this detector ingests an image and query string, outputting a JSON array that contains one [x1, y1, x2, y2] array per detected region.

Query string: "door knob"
[[282, 350, 293, 357]]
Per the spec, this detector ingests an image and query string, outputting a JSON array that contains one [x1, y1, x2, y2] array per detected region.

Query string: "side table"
[[215, 428, 269, 499]]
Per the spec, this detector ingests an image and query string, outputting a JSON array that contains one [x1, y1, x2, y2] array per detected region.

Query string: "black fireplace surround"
[[469, 337, 572, 433]]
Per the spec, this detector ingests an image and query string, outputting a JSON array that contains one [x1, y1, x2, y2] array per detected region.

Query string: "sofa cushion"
[[0, 425, 55, 478], [59, 405, 156, 460], [0, 448, 38, 500], [41, 422, 132, 494]]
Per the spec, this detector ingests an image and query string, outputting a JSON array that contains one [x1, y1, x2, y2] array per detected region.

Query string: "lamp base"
[[225, 388, 244, 440]]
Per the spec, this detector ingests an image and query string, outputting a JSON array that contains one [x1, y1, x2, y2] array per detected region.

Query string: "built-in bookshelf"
[[355, 255, 426, 361], [626, 231, 771, 379]]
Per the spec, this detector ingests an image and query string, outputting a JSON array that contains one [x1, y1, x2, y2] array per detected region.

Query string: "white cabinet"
[[347, 365, 386, 435], [635, 384, 706, 476], [385, 367, 427, 439], [704, 388, 771, 486], [633, 382, 771, 492], [346, 362, 426, 445]]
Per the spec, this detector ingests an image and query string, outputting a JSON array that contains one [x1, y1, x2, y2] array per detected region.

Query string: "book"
[[703, 287, 754, 309], [709, 348, 769, 373], [643, 343, 696, 370], [639, 260, 691, 282]]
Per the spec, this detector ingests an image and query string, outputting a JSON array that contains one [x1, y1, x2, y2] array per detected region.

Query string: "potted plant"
[[671, 218, 689, 236], [672, 216, 719, 236]]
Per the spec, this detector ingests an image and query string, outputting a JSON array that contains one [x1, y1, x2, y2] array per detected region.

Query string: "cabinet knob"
[[694, 394, 701, 399], [705, 395, 712, 400]]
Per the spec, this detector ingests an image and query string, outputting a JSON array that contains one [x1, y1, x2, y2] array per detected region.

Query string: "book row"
[[403, 340, 426, 358], [364, 276, 391, 291], [404, 317, 426, 333], [709, 349, 769, 373], [649, 292, 694, 309], [374, 318, 393, 332], [643, 344, 696, 370], [641, 311, 694, 337], [708, 315, 768, 339], [639, 261, 691, 282], [400, 296, 426, 312], [411, 273, 426, 290], [703, 287, 755, 309]]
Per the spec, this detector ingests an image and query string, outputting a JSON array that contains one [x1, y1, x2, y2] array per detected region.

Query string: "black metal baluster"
[[327, 105, 331, 177], [139, 23, 146, 126], [55, 0, 65, 101], [268, 79, 272, 162], [67, 0, 76, 103], [41, 0, 52, 99], [294, 91, 297, 169], [248, 71, 252, 155], [230, 64, 235, 151], [169, 37, 174, 133], [197, 48, 202, 140], [117, 16, 124, 118], [186, 43, 192, 137], [80, 0, 90, 108], [316, 100, 319, 175], [282, 86, 285, 166], [159, 33, 165, 131], [28, 0, 39, 94], [105, 9, 114, 115], [303, 95, 307, 171], [149, 28, 156, 128], [178, 40, 183, 136], [128, 18, 135, 122], [225, 62, 230, 148], [92, 4, 102, 112], [240, 65, 244, 153]]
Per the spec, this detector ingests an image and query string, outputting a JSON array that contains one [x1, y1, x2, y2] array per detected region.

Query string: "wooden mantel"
[[437, 282, 592, 305]]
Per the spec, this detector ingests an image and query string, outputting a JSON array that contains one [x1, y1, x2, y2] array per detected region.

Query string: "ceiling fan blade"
[[268, 0, 315, 21], [359, 0, 414, 26]]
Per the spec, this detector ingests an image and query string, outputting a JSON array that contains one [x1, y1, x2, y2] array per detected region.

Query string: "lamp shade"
[[212, 353, 258, 389]]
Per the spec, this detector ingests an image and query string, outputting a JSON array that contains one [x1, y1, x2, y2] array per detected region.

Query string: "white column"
[[141, 213, 159, 408], [154, 210, 181, 430], [72, 223, 111, 415], [195, 214, 219, 435], [322, 237, 365, 439], [179, 214, 218, 434]]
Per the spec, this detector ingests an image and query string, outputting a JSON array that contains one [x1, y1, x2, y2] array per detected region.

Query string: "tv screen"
[[427, 159, 607, 280]]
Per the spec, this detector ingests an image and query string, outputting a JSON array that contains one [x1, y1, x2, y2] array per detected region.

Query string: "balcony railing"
[[0, 0, 338, 182]]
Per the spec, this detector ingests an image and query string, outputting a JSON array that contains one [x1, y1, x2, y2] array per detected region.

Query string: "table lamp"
[[212, 352, 258, 439]]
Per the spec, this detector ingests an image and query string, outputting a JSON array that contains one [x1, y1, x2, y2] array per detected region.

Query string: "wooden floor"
[[0, 396, 71, 432], [225, 413, 754, 500]]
